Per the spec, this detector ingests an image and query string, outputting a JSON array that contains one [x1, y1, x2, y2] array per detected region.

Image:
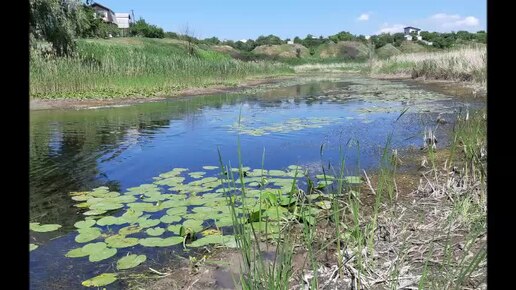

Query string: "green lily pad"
[[89, 247, 117, 262], [75, 227, 102, 243], [89, 202, 124, 211], [215, 216, 234, 228], [166, 207, 187, 216], [139, 237, 183, 247], [189, 172, 206, 179], [105, 235, 139, 248], [203, 166, 219, 170], [65, 247, 89, 258], [316, 174, 335, 180], [182, 219, 204, 232], [138, 218, 161, 228], [160, 215, 182, 223], [82, 242, 107, 254], [74, 220, 96, 229], [268, 170, 289, 177], [288, 165, 303, 171], [30, 244, 38, 252], [83, 209, 107, 216], [189, 235, 237, 248], [121, 209, 144, 223], [146, 227, 165, 236], [82, 273, 117, 287], [167, 224, 182, 234], [119, 225, 143, 236], [97, 216, 126, 226], [30, 223, 62, 232], [117, 254, 147, 270], [343, 176, 363, 184]]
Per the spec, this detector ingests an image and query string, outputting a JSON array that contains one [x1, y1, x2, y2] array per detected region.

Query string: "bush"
[[129, 18, 164, 38]]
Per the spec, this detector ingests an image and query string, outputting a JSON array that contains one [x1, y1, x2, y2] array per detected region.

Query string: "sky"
[[97, 0, 486, 40]]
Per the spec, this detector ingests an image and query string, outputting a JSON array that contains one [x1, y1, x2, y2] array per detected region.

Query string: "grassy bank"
[[30, 38, 293, 99], [220, 109, 486, 289], [369, 46, 486, 85]]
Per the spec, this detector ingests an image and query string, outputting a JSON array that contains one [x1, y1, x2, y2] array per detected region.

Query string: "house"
[[404, 26, 422, 41], [115, 13, 132, 29], [115, 13, 133, 36], [90, 2, 117, 25], [403, 26, 433, 45], [287, 40, 294, 45]]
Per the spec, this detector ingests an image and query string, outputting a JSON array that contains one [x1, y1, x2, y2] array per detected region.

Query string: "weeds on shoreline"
[[220, 108, 486, 289]]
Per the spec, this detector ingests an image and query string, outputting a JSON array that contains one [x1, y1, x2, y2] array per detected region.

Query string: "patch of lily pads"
[[230, 117, 340, 136], [57, 164, 364, 288]]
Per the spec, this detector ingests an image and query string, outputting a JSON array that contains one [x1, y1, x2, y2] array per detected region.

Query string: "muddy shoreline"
[[29, 73, 485, 111]]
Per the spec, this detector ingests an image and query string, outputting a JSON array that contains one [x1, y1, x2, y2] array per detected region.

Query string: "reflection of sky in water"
[[29, 76, 484, 289]]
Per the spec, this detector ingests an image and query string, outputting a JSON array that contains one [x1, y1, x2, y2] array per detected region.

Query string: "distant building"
[[287, 40, 294, 44], [365, 35, 371, 40], [403, 26, 433, 45], [115, 13, 132, 29], [239, 39, 248, 43], [90, 2, 134, 37], [403, 26, 422, 41], [90, 2, 117, 24], [115, 13, 133, 36]]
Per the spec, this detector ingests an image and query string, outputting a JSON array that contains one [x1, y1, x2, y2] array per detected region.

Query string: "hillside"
[[252, 44, 310, 58], [317, 41, 369, 59]]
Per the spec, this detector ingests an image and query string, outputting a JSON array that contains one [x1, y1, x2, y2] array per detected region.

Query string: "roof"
[[404, 26, 421, 30], [90, 2, 114, 13], [115, 13, 131, 18]]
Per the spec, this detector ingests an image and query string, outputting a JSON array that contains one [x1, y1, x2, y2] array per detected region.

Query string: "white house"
[[115, 13, 132, 29], [287, 40, 294, 44], [404, 26, 422, 41]]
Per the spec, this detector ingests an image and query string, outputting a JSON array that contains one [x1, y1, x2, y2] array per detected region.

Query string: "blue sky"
[[98, 0, 486, 40]]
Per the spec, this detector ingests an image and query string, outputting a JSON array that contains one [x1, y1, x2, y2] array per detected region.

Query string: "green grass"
[[30, 38, 293, 99]]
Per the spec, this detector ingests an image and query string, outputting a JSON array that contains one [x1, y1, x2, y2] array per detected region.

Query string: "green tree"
[[255, 34, 284, 46], [129, 18, 164, 38], [30, 0, 87, 55]]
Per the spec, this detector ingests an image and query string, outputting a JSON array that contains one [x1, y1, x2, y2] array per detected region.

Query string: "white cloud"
[[375, 13, 481, 34], [377, 23, 405, 34], [357, 13, 370, 21], [427, 13, 480, 30]]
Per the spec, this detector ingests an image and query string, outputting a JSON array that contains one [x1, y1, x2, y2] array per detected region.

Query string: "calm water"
[[29, 75, 483, 289]]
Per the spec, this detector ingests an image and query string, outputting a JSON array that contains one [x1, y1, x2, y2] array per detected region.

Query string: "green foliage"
[[255, 34, 285, 46], [129, 18, 165, 38], [29, 0, 86, 55]]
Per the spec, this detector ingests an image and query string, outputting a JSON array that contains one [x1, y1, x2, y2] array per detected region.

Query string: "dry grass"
[[370, 47, 486, 85], [293, 62, 368, 73]]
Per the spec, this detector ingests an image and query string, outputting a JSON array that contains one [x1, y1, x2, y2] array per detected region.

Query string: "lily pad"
[[82, 242, 107, 254], [74, 220, 96, 229], [146, 227, 165, 236], [89, 202, 124, 211], [30, 223, 62, 232], [97, 216, 126, 226], [138, 218, 161, 228], [83, 209, 107, 216], [105, 235, 139, 248], [182, 219, 204, 232], [75, 227, 102, 243], [82, 273, 117, 287], [117, 254, 147, 270], [65, 247, 89, 258], [30, 244, 38, 252], [343, 176, 363, 184], [167, 224, 182, 234], [139, 237, 183, 247], [119, 225, 142, 236], [89, 247, 117, 262], [160, 215, 182, 223], [203, 166, 219, 170]]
